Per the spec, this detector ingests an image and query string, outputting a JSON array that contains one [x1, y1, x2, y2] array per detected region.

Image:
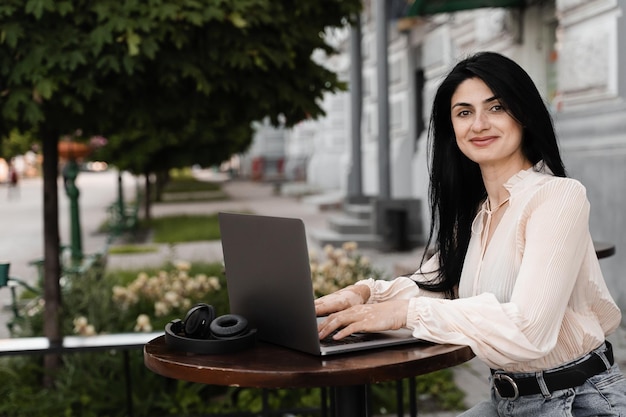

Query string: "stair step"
[[328, 215, 373, 235], [344, 203, 372, 220], [301, 191, 345, 211], [310, 228, 386, 250]]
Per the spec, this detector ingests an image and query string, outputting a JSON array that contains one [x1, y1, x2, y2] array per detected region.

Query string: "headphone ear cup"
[[210, 314, 249, 340], [183, 303, 215, 339]]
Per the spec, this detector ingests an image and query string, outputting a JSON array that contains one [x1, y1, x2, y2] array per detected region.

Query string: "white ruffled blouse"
[[356, 166, 621, 372]]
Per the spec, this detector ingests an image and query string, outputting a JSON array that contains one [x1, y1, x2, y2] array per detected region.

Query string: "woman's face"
[[450, 77, 528, 171]]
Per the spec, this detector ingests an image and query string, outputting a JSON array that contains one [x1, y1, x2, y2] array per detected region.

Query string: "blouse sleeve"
[[354, 252, 448, 302], [406, 179, 592, 367]]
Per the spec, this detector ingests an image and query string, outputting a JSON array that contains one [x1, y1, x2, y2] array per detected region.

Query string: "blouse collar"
[[503, 161, 553, 195], [471, 162, 553, 234]]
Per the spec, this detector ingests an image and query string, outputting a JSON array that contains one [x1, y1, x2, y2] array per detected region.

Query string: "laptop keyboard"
[[321, 330, 387, 347]]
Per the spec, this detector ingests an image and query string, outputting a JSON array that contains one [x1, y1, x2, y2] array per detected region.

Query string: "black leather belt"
[[491, 341, 614, 400]]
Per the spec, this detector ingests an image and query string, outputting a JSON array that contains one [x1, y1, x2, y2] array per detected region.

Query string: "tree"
[[91, 0, 362, 217], [0, 129, 36, 160], [0, 0, 361, 376]]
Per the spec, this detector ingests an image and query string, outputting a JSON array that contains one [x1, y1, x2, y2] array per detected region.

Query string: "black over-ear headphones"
[[164, 303, 256, 354]]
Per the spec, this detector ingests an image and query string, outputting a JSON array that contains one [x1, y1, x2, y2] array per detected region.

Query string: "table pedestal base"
[[334, 385, 369, 416]]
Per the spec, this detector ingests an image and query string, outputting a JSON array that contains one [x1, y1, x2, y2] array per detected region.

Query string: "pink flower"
[[89, 135, 108, 149]]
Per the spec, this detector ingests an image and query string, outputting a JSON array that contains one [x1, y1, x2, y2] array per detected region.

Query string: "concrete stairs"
[[310, 202, 388, 250], [302, 190, 424, 252]]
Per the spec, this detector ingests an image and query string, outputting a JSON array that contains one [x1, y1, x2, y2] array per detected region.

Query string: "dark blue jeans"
[[460, 343, 626, 416]]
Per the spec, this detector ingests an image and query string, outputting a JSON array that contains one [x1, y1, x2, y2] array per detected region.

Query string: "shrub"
[[2, 243, 465, 416], [311, 242, 384, 296]]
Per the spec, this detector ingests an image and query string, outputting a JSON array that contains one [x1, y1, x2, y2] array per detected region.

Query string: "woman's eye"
[[457, 110, 471, 117], [490, 104, 504, 112]]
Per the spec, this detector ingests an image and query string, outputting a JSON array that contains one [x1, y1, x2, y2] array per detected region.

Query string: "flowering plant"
[[70, 245, 382, 336], [57, 130, 108, 161], [310, 242, 384, 297], [60, 129, 107, 148], [69, 261, 223, 336], [112, 260, 221, 316], [89, 135, 108, 150]]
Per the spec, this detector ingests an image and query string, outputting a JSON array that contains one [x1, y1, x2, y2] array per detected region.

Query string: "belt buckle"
[[493, 373, 519, 400]]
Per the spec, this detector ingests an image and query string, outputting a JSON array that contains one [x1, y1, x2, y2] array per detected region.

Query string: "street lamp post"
[[63, 158, 83, 264], [117, 171, 126, 226], [59, 140, 92, 264]]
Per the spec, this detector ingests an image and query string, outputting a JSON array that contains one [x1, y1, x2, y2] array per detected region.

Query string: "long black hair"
[[418, 52, 566, 298]]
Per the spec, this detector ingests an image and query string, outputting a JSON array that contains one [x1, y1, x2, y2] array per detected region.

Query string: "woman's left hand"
[[317, 299, 410, 340]]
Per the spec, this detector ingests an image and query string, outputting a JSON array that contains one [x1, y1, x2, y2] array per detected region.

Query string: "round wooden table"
[[144, 336, 474, 416]]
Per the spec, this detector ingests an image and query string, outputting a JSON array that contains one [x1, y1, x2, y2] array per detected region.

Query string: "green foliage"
[[0, 129, 37, 160], [3, 261, 236, 417], [155, 174, 227, 202], [0, 0, 362, 172], [3, 247, 464, 415], [370, 372, 465, 414], [107, 244, 159, 255], [162, 177, 222, 193], [149, 214, 222, 243]]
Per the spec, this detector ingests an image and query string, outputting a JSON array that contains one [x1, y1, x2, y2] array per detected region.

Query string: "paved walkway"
[[0, 170, 131, 338], [4, 169, 626, 416]]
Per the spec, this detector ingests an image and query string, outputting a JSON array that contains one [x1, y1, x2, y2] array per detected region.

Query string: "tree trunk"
[[143, 172, 152, 221], [154, 169, 169, 202], [42, 131, 62, 385]]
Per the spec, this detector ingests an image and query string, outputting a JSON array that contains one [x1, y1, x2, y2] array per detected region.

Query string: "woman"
[[315, 52, 626, 416]]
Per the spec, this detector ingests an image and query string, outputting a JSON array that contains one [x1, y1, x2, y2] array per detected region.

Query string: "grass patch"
[[108, 244, 159, 255], [157, 175, 228, 202], [160, 189, 227, 202], [163, 177, 222, 193], [149, 213, 221, 243]]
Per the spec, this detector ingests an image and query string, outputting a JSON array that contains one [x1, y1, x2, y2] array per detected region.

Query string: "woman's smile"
[[470, 135, 499, 147]]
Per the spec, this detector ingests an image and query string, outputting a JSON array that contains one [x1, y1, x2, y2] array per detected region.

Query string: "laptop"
[[218, 212, 423, 356]]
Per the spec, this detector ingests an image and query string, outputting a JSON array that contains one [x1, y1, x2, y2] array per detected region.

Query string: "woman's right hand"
[[314, 284, 371, 316]]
